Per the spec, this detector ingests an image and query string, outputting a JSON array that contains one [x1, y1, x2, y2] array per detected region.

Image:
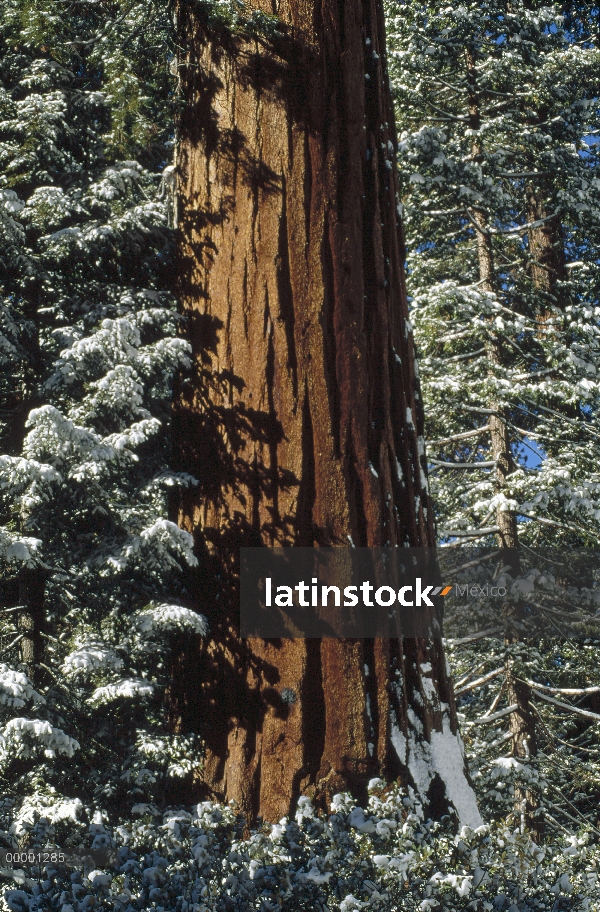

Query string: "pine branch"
[[65, 8, 130, 47]]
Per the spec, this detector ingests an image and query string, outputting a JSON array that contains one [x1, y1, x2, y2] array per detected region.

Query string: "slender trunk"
[[465, 49, 519, 556], [465, 47, 540, 833], [506, 668, 538, 822], [17, 569, 44, 678], [526, 182, 566, 331], [172, 0, 480, 826]]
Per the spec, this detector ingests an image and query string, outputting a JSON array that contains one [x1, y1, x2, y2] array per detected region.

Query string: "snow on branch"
[[531, 690, 600, 723], [430, 459, 496, 469], [107, 519, 198, 572], [0, 718, 80, 759], [429, 426, 491, 447], [454, 667, 505, 696], [525, 681, 600, 697], [61, 642, 124, 679], [0, 665, 45, 709], [88, 678, 154, 705], [473, 704, 519, 725], [137, 603, 208, 636], [0, 529, 43, 565]]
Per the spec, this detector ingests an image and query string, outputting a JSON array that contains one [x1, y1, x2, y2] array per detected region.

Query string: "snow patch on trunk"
[[392, 713, 482, 829]]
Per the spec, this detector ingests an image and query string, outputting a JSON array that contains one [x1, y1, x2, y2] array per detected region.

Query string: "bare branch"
[[473, 703, 520, 725], [438, 526, 500, 537], [447, 626, 504, 644], [435, 347, 486, 363], [455, 667, 505, 695], [531, 689, 600, 722], [430, 459, 496, 469], [429, 425, 490, 447], [466, 209, 491, 237], [514, 510, 596, 540], [0, 633, 24, 655], [460, 405, 503, 417], [546, 798, 600, 838], [522, 397, 600, 440], [527, 681, 600, 696], [512, 367, 559, 382], [445, 550, 503, 574], [498, 171, 551, 179]]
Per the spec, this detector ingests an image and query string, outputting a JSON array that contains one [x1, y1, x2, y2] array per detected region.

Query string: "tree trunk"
[[465, 47, 540, 834], [173, 0, 480, 828], [526, 184, 566, 303], [465, 48, 519, 557], [526, 183, 566, 351], [17, 569, 44, 678]]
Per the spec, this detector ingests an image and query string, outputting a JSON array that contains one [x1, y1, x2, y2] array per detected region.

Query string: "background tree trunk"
[[173, 0, 480, 827], [18, 569, 44, 679], [526, 184, 566, 306], [465, 46, 540, 833]]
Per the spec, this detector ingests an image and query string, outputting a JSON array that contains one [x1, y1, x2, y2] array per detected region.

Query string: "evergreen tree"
[[385, 0, 600, 832], [0, 0, 204, 838], [388, 0, 600, 547]]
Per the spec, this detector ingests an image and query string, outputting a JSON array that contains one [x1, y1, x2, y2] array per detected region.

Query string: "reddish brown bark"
[[173, 0, 465, 823], [526, 184, 566, 305]]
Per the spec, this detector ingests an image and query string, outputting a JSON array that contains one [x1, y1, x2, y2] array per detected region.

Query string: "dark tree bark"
[[526, 183, 566, 306], [17, 569, 44, 678], [173, 0, 479, 826]]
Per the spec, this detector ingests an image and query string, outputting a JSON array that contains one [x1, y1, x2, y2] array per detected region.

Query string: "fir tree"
[[0, 0, 204, 837], [385, 0, 600, 832]]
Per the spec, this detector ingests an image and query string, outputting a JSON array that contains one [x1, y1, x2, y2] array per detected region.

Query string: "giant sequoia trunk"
[[173, 0, 480, 826]]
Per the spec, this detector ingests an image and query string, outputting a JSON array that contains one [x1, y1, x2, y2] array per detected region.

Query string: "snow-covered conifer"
[[386, 0, 600, 832], [0, 0, 205, 835]]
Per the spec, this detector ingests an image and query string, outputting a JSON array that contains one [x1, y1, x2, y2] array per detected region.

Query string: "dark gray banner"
[[240, 547, 600, 639]]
